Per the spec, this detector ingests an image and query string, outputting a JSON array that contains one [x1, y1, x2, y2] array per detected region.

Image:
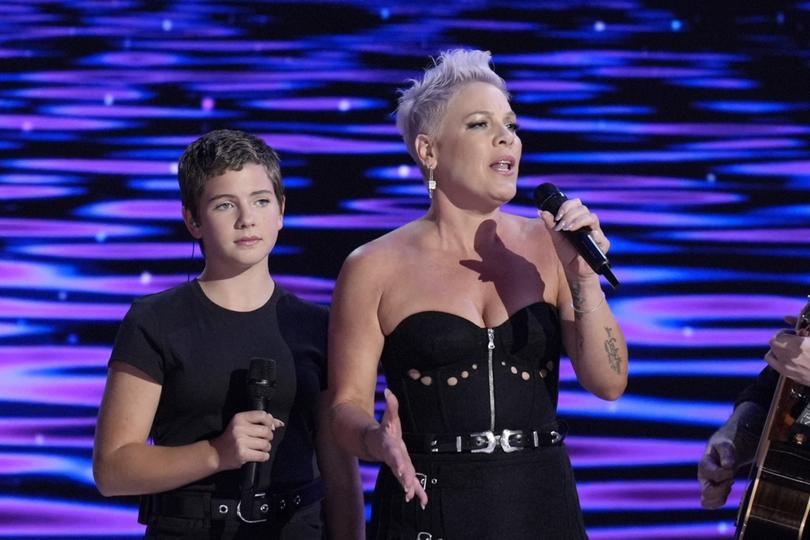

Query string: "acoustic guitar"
[[736, 296, 810, 539]]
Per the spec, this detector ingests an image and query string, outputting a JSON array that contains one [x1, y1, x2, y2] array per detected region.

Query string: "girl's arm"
[[93, 361, 280, 496]]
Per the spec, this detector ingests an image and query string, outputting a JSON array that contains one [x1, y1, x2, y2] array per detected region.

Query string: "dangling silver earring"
[[427, 166, 437, 199]]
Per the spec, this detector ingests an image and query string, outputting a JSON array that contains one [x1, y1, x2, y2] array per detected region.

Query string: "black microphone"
[[533, 183, 619, 288], [240, 357, 276, 503]]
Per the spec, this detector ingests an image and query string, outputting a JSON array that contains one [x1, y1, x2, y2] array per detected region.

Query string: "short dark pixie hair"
[[177, 129, 283, 222]]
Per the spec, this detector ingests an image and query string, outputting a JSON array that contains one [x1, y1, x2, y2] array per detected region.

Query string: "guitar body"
[[737, 298, 810, 539]]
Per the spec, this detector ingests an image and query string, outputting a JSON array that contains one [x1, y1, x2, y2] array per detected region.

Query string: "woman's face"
[[430, 81, 521, 209]]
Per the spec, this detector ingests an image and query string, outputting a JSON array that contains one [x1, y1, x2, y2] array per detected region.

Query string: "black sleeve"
[[277, 291, 329, 391], [108, 300, 166, 384], [734, 365, 779, 410]]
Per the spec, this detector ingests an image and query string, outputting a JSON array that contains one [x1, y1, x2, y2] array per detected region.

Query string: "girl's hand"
[[211, 410, 284, 471]]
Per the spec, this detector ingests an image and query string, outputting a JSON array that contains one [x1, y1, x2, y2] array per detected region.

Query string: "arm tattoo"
[[604, 327, 623, 374], [570, 280, 586, 312]]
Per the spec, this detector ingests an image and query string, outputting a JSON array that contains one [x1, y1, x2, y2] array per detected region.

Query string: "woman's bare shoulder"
[[501, 212, 551, 242], [340, 222, 424, 276]]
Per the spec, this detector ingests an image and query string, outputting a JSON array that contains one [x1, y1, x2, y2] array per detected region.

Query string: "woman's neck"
[[425, 202, 503, 255]]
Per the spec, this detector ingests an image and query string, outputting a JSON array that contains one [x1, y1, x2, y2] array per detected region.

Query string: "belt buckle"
[[236, 493, 269, 524], [470, 430, 497, 453], [499, 429, 523, 453]]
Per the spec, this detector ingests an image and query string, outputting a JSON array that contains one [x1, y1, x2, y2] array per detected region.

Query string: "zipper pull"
[[487, 328, 495, 350]]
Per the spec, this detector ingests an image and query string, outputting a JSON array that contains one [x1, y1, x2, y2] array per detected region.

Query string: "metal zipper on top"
[[487, 328, 496, 431]]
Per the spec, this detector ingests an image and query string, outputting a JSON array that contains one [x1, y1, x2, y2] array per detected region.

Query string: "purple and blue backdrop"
[[1, 1, 809, 538]]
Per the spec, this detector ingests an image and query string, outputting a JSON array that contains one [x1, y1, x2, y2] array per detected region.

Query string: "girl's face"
[[187, 162, 284, 274]]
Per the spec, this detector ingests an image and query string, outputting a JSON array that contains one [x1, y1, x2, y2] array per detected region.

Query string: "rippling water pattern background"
[[2, 1, 810, 538]]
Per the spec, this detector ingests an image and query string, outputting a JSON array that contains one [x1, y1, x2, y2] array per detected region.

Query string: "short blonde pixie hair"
[[395, 49, 509, 164]]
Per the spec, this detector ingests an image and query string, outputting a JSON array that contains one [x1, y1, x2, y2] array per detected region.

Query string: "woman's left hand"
[[539, 197, 610, 280], [375, 389, 428, 508]]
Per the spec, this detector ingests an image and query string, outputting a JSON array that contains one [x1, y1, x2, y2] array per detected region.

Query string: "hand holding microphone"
[[240, 358, 280, 493], [235, 358, 284, 523], [211, 410, 282, 471], [210, 358, 284, 473], [533, 183, 619, 288]]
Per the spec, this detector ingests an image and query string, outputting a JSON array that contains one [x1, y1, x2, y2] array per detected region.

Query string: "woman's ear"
[[415, 133, 435, 169], [182, 207, 202, 239]]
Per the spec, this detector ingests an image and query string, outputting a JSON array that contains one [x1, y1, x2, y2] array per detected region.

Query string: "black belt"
[[139, 479, 323, 525], [404, 426, 566, 454]]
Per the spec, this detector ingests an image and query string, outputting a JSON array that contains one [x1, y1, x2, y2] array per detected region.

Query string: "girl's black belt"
[[138, 478, 323, 525]]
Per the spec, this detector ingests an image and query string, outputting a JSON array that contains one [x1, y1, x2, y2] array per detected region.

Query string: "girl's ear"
[[182, 207, 202, 239]]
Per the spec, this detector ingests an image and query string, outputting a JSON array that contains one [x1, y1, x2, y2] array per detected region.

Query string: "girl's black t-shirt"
[[109, 280, 327, 495]]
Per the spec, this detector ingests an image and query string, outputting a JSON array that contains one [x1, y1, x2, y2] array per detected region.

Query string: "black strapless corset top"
[[379, 302, 563, 435]]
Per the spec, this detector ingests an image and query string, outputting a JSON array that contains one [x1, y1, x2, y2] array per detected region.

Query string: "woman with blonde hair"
[[329, 50, 627, 538]]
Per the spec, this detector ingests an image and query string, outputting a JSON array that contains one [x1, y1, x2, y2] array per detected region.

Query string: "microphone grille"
[[247, 357, 276, 384], [533, 183, 566, 214]]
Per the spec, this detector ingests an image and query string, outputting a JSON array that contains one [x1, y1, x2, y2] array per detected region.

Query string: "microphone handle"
[[241, 463, 258, 493], [239, 397, 268, 493], [563, 230, 620, 288]]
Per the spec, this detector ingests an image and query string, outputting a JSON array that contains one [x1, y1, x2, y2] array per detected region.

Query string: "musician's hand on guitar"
[[765, 328, 810, 386], [698, 430, 737, 509]]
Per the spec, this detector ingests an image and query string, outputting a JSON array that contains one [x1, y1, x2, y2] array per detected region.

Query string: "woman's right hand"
[[539, 199, 611, 282], [365, 389, 428, 508], [211, 410, 285, 472]]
